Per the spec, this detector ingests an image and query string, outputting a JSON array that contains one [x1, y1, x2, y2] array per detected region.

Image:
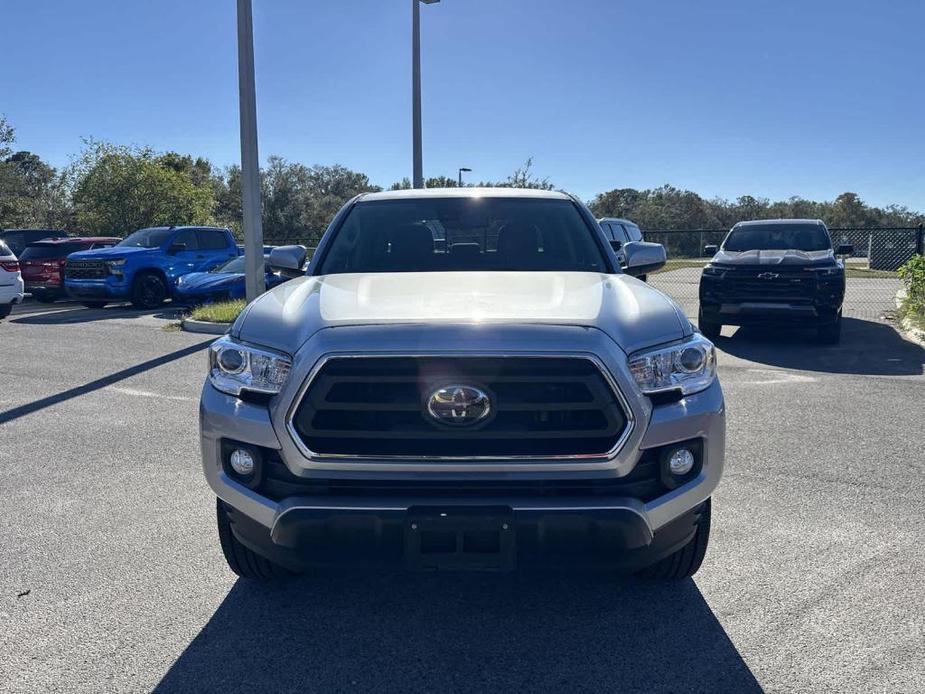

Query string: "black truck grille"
[[291, 356, 629, 459], [719, 270, 815, 301], [65, 260, 107, 280]]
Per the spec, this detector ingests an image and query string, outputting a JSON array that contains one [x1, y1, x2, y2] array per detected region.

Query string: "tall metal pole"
[[411, 0, 424, 189], [237, 0, 265, 302]]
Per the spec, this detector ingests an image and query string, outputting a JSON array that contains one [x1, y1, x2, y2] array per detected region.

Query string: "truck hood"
[[68, 246, 156, 261], [712, 248, 836, 267], [233, 271, 690, 355]]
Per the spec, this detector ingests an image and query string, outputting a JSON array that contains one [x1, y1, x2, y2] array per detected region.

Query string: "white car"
[[0, 240, 25, 320]]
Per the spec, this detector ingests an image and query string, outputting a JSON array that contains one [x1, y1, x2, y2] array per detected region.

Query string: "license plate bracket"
[[404, 507, 515, 571]]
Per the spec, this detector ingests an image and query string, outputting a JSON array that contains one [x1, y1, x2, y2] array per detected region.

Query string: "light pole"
[[237, 0, 265, 302], [412, 0, 440, 189], [457, 167, 471, 187]]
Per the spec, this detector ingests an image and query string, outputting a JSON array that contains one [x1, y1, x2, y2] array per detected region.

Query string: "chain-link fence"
[[645, 226, 923, 322], [260, 225, 921, 323]]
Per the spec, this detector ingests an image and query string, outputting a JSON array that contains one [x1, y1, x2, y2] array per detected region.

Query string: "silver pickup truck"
[[199, 188, 724, 581]]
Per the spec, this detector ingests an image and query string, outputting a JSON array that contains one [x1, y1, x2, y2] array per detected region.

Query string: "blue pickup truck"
[[65, 226, 238, 309]]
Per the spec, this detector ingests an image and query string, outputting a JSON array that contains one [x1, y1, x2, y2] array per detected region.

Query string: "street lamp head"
[[420, 0, 441, 3], [459, 167, 472, 173]]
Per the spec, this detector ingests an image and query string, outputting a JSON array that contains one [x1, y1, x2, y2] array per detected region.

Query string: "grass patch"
[[651, 259, 708, 274], [844, 267, 897, 279], [188, 300, 246, 324]]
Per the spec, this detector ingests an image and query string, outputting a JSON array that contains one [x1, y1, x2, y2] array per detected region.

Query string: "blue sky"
[[3, 0, 924, 209]]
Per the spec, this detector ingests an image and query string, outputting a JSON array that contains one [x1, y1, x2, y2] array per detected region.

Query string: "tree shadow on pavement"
[[718, 317, 924, 376], [10, 302, 184, 325], [155, 571, 761, 694]]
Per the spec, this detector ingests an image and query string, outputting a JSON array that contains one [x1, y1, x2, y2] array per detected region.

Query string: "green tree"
[[68, 141, 215, 234], [0, 115, 14, 159]]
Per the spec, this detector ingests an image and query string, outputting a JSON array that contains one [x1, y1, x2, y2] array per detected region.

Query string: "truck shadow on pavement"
[[717, 317, 924, 376], [154, 572, 761, 694]]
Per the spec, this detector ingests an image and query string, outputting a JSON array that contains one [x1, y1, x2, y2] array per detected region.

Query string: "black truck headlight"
[[208, 336, 292, 397]]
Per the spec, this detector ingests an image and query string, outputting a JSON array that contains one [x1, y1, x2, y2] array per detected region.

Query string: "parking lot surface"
[[1, 299, 924, 693]]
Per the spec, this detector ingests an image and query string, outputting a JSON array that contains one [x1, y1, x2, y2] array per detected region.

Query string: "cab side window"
[[197, 230, 229, 250], [625, 224, 643, 242], [172, 230, 199, 251]]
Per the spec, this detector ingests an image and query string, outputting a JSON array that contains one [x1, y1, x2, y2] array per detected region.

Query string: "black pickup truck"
[[698, 219, 853, 344]]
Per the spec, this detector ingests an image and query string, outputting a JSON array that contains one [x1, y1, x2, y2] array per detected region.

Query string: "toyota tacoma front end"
[[199, 188, 725, 580]]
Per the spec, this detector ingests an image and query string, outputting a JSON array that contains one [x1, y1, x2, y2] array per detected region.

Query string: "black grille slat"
[[292, 357, 628, 459], [65, 260, 107, 280], [718, 270, 816, 301]]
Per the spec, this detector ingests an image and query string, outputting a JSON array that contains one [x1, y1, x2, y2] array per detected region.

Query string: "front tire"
[[216, 498, 293, 581], [636, 499, 711, 580], [817, 313, 842, 344], [0, 304, 12, 319], [81, 301, 107, 309], [698, 307, 722, 340], [131, 271, 168, 309], [33, 292, 56, 304]]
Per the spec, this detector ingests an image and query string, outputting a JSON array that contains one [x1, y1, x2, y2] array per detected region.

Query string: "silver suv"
[[200, 188, 724, 580]]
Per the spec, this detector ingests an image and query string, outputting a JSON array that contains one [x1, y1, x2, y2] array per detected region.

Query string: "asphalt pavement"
[[1, 298, 923, 693]]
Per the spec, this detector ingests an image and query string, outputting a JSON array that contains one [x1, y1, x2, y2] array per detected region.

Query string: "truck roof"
[[734, 219, 825, 227], [358, 187, 571, 202]]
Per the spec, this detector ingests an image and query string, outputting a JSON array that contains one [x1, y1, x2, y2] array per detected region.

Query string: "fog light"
[[668, 448, 695, 476], [229, 448, 255, 476]]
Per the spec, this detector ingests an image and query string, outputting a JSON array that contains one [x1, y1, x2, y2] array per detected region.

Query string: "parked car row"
[[0, 225, 309, 317]]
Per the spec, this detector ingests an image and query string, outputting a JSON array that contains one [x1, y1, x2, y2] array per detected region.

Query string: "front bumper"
[[200, 324, 725, 569], [64, 278, 130, 301]]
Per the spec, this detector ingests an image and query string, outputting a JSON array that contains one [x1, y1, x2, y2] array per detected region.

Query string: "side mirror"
[[836, 243, 854, 256], [622, 241, 667, 277], [609, 239, 623, 252], [168, 242, 187, 254], [703, 244, 718, 256], [269, 245, 308, 278]]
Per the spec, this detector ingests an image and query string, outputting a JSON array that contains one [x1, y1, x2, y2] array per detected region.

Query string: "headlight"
[[701, 264, 725, 277], [628, 334, 717, 396], [208, 336, 292, 396], [107, 258, 127, 275], [806, 266, 842, 277]]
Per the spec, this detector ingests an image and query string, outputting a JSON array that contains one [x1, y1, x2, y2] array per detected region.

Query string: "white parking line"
[[740, 368, 818, 385], [108, 386, 197, 402]]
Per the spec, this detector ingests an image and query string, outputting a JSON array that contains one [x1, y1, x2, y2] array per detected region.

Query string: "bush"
[[898, 255, 925, 316]]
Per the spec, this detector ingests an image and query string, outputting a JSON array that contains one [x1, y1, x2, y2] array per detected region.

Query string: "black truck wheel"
[[636, 498, 711, 580], [131, 272, 168, 309], [216, 498, 293, 581], [698, 308, 722, 340], [817, 313, 842, 344]]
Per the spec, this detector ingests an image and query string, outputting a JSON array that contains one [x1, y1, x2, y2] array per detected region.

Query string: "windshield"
[[211, 255, 271, 273], [723, 224, 832, 252], [20, 242, 86, 260], [117, 228, 172, 249], [316, 198, 608, 274]]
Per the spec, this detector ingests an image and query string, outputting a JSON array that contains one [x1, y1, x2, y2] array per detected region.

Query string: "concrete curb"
[[180, 318, 229, 335], [893, 288, 925, 347]]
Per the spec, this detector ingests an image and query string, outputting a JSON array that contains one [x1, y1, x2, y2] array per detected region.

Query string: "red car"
[[20, 237, 121, 302]]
